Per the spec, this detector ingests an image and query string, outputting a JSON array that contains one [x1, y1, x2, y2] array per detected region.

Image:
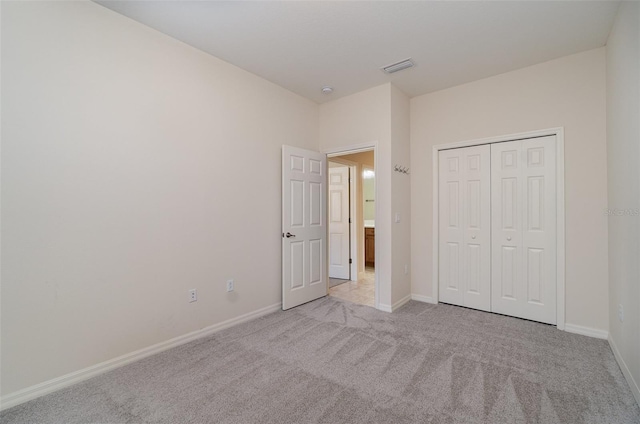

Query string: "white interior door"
[[491, 136, 557, 324], [328, 165, 350, 279], [438, 145, 491, 311], [282, 146, 327, 310]]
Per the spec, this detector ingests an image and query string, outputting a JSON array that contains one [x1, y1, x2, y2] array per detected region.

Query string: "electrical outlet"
[[227, 279, 234, 292], [395, 213, 401, 223], [618, 304, 624, 322], [404, 264, 409, 275], [188, 289, 197, 303]]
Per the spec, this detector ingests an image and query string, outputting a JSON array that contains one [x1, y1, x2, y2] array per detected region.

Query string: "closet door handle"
[[507, 236, 512, 241], [471, 235, 476, 239]]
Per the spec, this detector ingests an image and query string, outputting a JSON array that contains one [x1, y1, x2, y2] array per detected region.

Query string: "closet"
[[438, 135, 557, 325]]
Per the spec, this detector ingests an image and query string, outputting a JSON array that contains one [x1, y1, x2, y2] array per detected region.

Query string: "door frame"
[[348, 165, 357, 279], [432, 128, 566, 330], [325, 142, 379, 309], [327, 161, 357, 280]]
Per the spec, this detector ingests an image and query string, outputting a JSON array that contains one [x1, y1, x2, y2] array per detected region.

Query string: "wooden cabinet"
[[365, 227, 375, 267]]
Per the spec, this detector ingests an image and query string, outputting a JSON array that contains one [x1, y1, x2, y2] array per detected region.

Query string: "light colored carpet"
[[2, 297, 639, 423]]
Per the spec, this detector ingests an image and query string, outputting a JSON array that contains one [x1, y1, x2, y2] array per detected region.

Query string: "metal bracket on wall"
[[394, 165, 410, 174]]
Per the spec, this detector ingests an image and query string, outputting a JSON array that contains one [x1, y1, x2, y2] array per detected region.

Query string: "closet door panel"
[[491, 137, 557, 324], [439, 145, 491, 311], [492, 140, 524, 317], [521, 136, 556, 324], [439, 150, 465, 306], [462, 146, 491, 311]]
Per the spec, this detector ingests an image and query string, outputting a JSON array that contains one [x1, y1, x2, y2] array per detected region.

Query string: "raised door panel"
[[491, 137, 556, 324], [462, 145, 491, 311], [439, 150, 465, 306], [491, 140, 524, 317], [520, 136, 556, 324], [439, 145, 490, 310], [282, 146, 327, 310], [328, 166, 350, 279]]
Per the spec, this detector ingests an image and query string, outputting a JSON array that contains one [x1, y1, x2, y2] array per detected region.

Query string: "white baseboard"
[[392, 294, 412, 311], [411, 294, 437, 304], [608, 335, 640, 407], [377, 303, 392, 313], [564, 323, 609, 340], [378, 294, 412, 313], [0, 302, 282, 411]]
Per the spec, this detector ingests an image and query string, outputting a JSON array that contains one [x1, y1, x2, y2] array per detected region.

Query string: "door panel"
[[328, 165, 350, 279], [439, 145, 491, 311], [500, 246, 517, 299], [462, 145, 491, 311], [467, 244, 480, 293], [309, 239, 323, 285], [290, 241, 304, 289], [522, 137, 556, 323], [282, 146, 327, 310], [439, 150, 464, 306], [491, 136, 556, 324]]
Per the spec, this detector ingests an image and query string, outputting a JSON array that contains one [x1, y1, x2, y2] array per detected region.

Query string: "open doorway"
[[327, 149, 375, 307]]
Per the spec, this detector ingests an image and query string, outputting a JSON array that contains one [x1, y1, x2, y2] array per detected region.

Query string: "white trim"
[[392, 294, 412, 311], [432, 146, 440, 306], [326, 161, 358, 281], [555, 128, 566, 330], [349, 165, 358, 280], [411, 294, 437, 304], [323, 142, 380, 311], [378, 294, 412, 313], [0, 303, 282, 411], [325, 157, 359, 279], [431, 127, 566, 330], [326, 142, 377, 157], [564, 323, 609, 340], [377, 303, 392, 313], [608, 335, 640, 406]]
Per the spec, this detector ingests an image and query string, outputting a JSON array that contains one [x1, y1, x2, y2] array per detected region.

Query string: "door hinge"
[[349, 258, 353, 264], [349, 218, 352, 223]]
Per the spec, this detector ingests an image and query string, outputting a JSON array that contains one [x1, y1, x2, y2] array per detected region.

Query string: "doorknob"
[[471, 235, 476, 239], [285, 232, 296, 238], [507, 236, 512, 241]]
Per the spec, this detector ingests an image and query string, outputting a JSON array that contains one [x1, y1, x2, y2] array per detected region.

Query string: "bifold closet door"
[[438, 145, 491, 311], [491, 136, 557, 325]]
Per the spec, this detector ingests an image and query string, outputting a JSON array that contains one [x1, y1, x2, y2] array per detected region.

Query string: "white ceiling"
[[95, 1, 620, 104]]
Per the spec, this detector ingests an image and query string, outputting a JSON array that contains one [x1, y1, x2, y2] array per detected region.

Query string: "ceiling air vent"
[[381, 58, 414, 74]]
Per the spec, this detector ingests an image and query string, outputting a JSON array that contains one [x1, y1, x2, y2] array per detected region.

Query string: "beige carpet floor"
[[2, 297, 639, 423]]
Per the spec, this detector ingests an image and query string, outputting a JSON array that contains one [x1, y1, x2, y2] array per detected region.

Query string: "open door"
[[328, 165, 350, 280], [282, 145, 327, 310]]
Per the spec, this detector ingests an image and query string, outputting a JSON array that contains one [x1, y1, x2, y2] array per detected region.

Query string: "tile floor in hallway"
[[328, 267, 375, 306]]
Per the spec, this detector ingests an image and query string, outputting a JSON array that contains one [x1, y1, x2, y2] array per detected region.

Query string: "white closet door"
[[439, 145, 491, 311], [491, 136, 557, 324]]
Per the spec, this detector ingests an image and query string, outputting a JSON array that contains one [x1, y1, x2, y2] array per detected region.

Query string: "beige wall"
[[606, 1, 640, 402], [319, 84, 412, 310], [1, 1, 318, 396], [390, 85, 411, 305], [319, 85, 393, 308], [410, 48, 609, 331]]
